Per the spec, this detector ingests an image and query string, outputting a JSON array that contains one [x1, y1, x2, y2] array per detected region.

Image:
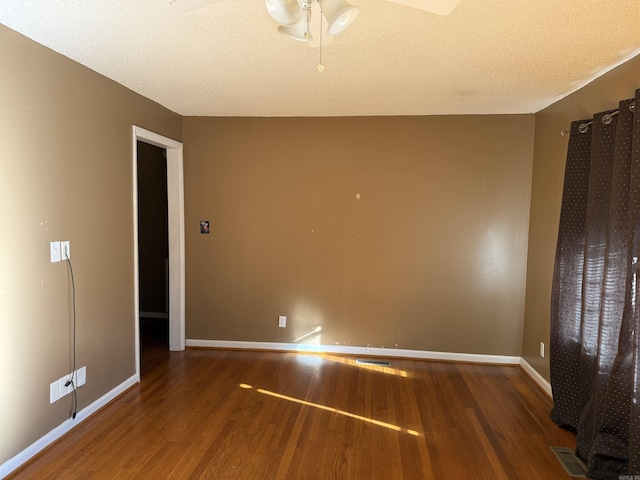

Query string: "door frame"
[[132, 126, 185, 380]]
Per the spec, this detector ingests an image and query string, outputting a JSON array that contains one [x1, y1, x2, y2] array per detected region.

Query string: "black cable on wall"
[[63, 246, 78, 419]]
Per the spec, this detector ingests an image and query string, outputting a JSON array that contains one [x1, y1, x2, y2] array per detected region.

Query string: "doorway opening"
[[132, 126, 185, 381], [137, 141, 169, 355]]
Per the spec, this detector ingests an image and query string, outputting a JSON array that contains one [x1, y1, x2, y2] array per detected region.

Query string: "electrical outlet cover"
[[61, 241, 70, 260], [58, 378, 68, 396], [50, 381, 60, 404]]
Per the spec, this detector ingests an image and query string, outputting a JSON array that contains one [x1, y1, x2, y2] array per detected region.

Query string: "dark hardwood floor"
[[9, 329, 576, 479]]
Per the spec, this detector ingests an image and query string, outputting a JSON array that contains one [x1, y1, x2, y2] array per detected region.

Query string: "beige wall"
[[184, 115, 534, 355], [0, 25, 182, 465], [522, 55, 640, 381]]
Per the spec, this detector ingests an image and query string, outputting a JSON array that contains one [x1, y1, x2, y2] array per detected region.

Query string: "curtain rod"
[[560, 102, 636, 136]]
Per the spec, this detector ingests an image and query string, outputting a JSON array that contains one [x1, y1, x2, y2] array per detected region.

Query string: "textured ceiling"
[[1, 0, 639, 117]]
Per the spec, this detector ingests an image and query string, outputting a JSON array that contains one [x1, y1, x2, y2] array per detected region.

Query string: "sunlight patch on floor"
[[239, 383, 419, 436]]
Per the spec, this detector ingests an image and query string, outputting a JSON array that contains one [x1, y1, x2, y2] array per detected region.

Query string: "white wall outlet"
[[61, 241, 70, 260], [50, 366, 86, 403], [50, 241, 61, 263], [540, 341, 545, 358], [59, 377, 72, 396], [278, 315, 286, 328], [50, 380, 60, 404]]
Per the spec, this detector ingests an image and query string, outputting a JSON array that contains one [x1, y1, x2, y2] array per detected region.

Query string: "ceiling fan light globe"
[[265, 0, 302, 25], [277, 24, 313, 41], [319, 0, 359, 35], [277, 9, 313, 42]]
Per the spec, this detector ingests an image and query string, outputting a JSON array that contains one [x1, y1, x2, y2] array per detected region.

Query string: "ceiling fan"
[[169, 0, 462, 41], [169, 0, 460, 69]]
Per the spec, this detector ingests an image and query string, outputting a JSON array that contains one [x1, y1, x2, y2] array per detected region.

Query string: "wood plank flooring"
[[9, 329, 576, 479]]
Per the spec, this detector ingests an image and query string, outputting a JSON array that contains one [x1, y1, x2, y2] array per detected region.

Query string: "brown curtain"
[[550, 89, 640, 479]]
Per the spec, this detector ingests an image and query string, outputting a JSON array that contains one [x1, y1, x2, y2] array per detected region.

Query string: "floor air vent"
[[356, 359, 391, 366], [550, 446, 587, 477]]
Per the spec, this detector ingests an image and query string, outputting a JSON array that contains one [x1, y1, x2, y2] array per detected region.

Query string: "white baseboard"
[[0, 374, 139, 479], [519, 358, 552, 398], [186, 339, 521, 365]]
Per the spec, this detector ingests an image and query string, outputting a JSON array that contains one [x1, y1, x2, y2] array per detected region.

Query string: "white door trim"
[[132, 126, 185, 380]]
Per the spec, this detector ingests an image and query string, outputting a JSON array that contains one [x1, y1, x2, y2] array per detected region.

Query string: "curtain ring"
[[602, 114, 613, 125], [578, 123, 590, 134], [631, 103, 636, 112]]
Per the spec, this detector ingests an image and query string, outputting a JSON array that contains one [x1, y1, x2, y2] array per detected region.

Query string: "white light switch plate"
[[50, 241, 61, 263], [278, 315, 286, 328]]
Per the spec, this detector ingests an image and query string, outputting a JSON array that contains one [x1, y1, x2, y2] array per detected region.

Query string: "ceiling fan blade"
[[387, 0, 461, 16], [169, 0, 222, 11]]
